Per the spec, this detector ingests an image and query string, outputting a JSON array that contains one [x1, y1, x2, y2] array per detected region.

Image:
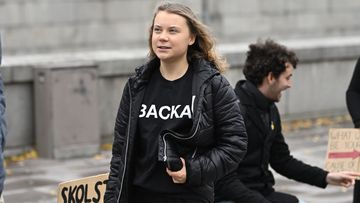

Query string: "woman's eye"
[[153, 27, 161, 33], [169, 28, 178, 33]]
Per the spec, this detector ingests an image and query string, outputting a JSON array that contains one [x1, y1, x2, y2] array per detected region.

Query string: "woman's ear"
[[189, 35, 195, 46]]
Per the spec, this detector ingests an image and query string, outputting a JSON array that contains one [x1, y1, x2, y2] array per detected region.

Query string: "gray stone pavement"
[[3, 151, 111, 203], [2, 120, 356, 203]]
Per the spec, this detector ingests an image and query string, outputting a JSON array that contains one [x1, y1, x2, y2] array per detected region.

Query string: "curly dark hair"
[[243, 39, 299, 86]]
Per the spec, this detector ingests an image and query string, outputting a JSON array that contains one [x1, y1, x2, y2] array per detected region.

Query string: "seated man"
[[215, 39, 360, 203]]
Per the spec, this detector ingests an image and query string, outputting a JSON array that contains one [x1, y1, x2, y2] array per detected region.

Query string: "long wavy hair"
[[148, 2, 228, 73]]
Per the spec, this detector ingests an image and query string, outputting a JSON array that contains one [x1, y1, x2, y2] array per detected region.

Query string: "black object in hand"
[[167, 157, 183, 171]]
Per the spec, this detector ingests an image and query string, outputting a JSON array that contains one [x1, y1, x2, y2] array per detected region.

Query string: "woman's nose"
[[159, 32, 169, 41]]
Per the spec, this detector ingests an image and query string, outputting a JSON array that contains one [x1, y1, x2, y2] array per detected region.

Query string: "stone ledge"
[[219, 35, 360, 66], [2, 36, 360, 83]]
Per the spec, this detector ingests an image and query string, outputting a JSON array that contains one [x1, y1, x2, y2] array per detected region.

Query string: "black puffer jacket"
[[104, 58, 247, 203]]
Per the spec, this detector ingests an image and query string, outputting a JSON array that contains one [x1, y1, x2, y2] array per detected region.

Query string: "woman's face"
[[151, 11, 195, 64]]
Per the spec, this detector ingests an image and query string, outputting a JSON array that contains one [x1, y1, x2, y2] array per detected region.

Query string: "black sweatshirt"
[[346, 58, 360, 128]]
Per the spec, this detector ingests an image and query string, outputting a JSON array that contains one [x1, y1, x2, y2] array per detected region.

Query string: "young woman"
[[104, 2, 247, 203]]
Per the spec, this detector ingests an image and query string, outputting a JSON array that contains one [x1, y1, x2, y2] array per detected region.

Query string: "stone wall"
[[1, 0, 360, 54]]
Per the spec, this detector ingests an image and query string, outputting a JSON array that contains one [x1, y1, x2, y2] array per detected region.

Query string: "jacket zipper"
[[117, 85, 132, 203], [162, 114, 201, 161], [191, 147, 198, 158]]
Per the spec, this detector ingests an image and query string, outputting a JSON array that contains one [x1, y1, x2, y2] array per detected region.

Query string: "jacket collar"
[[236, 80, 273, 111], [129, 57, 218, 93], [235, 80, 271, 136], [191, 58, 219, 96], [129, 58, 160, 92]]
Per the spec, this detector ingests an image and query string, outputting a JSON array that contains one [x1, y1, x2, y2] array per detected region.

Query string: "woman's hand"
[[166, 157, 187, 183]]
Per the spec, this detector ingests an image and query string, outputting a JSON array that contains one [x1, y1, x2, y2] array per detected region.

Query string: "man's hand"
[[326, 171, 360, 187], [166, 157, 187, 184]]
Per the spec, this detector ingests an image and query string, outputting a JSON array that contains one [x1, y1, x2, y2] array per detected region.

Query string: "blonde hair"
[[148, 2, 228, 73]]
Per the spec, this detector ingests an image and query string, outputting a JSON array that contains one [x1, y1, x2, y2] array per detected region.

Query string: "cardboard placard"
[[58, 173, 109, 203], [325, 128, 360, 172]]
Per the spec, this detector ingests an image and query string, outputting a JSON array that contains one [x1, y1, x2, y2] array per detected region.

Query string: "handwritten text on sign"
[[58, 173, 109, 203], [325, 128, 360, 172]]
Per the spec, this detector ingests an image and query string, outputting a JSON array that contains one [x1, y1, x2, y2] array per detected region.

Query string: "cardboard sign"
[[325, 128, 360, 172], [58, 173, 109, 203]]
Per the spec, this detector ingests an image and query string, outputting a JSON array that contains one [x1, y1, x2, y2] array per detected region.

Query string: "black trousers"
[[354, 180, 360, 203], [266, 192, 299, 203], [133, 187, 209, 203], [133, 194, 208, 203], [217, 191, 299, 203]]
